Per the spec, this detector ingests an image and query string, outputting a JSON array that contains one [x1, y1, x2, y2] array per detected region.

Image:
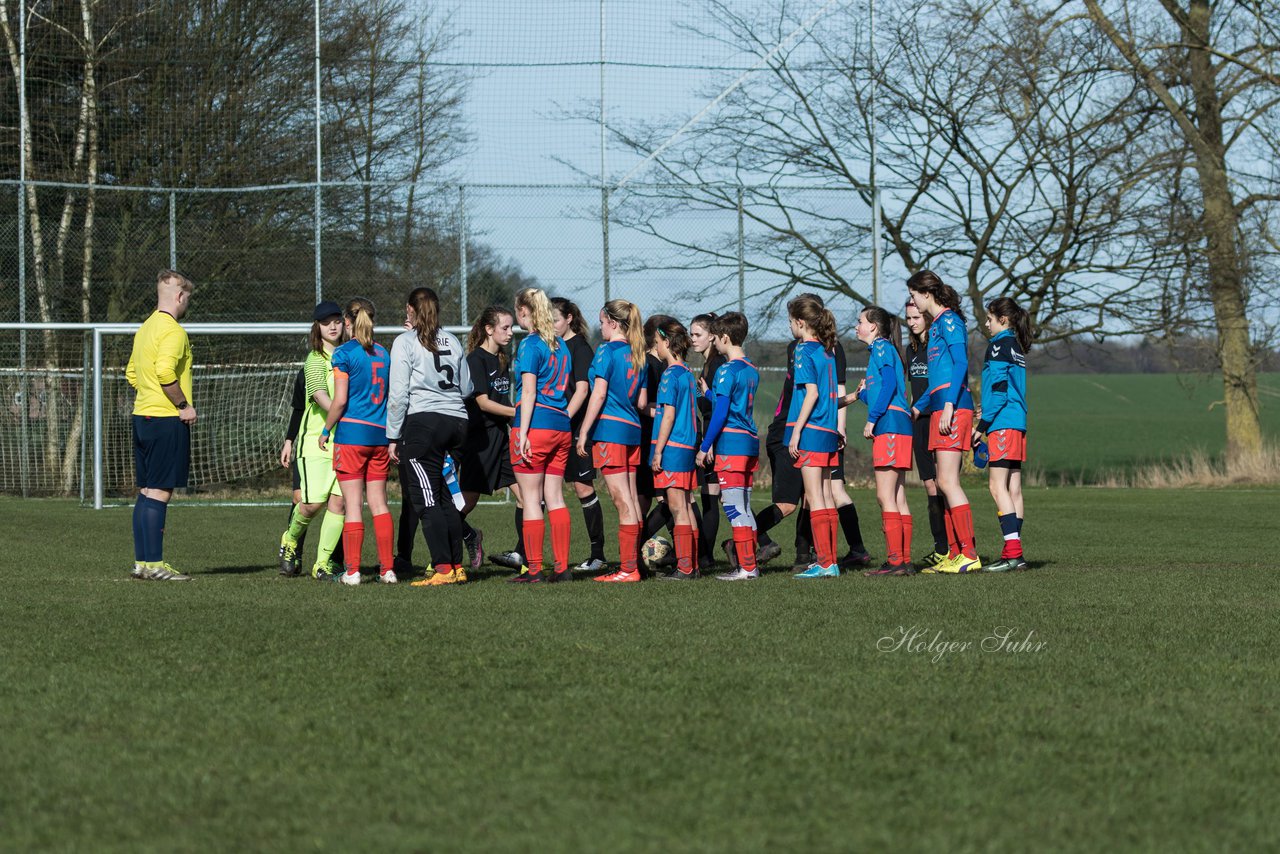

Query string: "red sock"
[[690, 522, 700, 571], [882, 512, 902, 565], [952, 504, 976, 558], [674, 524, 694, 573], [733, 526, 757, 572], [342, 521, 363, 574], [372, 512, 394, 572], [944, 507, 959, 557], [619, 523, 640, 574], [901, 514, 913, 564], [825, 508, 840, 566], [548, 507, 571, 572], [523, 518, 546, 572], [809, 513, 827, 567]]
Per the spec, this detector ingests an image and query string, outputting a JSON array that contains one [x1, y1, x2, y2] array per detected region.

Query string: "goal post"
[[0, 322, 482, 508]]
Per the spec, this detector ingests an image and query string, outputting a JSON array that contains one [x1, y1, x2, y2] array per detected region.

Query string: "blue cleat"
[[794, 564, 840, 579]]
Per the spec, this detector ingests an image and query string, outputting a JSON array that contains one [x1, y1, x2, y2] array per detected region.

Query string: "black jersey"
[[638, 351, 665, 452], [464, 347, 511, 432], [907, 342, 929, 405], [285, 367, 306, 441], [565, 333, 594, 431], [767, 339, 847, 444], [697, 350, 727, 425]]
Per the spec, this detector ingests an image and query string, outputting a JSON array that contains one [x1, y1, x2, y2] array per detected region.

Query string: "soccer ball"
[[642, 536, 673, 569]]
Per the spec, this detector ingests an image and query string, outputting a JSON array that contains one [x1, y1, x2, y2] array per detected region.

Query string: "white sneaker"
[[715, 567, 760, 582], [575, 557, 608, 572], [379, 569, 398, 584], [341, 571, 362, 586], [131, 563, 147, 579]]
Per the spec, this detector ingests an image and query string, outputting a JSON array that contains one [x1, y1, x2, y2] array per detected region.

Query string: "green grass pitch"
[[3, 487, 1278, 851]]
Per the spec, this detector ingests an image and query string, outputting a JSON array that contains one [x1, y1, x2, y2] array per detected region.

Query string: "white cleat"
[[378, 569, 398, 584], [341, 571, 362, 586], [714, 567, 760, 582]]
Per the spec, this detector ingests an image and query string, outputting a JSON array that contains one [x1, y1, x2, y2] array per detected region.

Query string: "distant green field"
[[753, 370, 1280, 482]]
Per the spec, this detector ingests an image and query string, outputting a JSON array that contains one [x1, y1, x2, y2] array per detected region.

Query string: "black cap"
[[314, 300, 342, 321]]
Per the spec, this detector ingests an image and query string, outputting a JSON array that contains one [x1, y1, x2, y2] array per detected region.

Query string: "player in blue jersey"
[[508, 287, 574, 583], [577, 299, 648, 582], [649, 316, 700, 580], [908, 270, 980, 573], [975, 297, 1031, 573], [905, 299, 951, 568], [695, 312, 761, 581], [783, 295, 843, 579], [318, 297, 396, 586], [849, 306, 915, 575]]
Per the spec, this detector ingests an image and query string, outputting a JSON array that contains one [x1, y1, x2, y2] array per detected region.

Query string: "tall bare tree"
[[1081, 0, 1279, 459]]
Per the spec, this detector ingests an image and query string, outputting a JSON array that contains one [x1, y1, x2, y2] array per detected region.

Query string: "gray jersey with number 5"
[[386, 329, 472, 439]]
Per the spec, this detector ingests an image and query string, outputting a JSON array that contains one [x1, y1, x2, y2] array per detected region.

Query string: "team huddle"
[[125, 269, 1032, 583]]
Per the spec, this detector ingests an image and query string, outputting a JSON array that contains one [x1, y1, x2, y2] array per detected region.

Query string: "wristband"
[[321, 427, 331, 438]]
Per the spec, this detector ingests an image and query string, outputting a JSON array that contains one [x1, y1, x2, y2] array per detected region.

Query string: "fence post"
[[737, 187, 745, 314], [93, 328, 103, 510], [601, 187, 611, 303], [80, 331, 90, 503], [871, 187, 882, 306], [458, 185, 468, 325], [168, 191, 177, 269], [313, 0, 323, 303], [18, 0, 28, 497]]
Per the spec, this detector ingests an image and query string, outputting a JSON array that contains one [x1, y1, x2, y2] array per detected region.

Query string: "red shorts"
[[333, 443, 390, 482], [714, 454, 758, 489], [511, 428, 571, 476], [872, 433, 913, 469], [593, 441, 641, 475], [988, 429, 1027, 462], [928, 408, 974, 453], [793, 449, 840, 469], [653, 469, 696, 491]]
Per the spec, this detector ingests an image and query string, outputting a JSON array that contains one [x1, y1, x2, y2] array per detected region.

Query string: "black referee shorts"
[[133, 415, 190, 490]]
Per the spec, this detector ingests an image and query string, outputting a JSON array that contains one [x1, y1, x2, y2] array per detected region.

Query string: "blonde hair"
[[344, 297, 376, 353], [157, 268, 193, 294], [515, 287, 558, 350], [603, 299, 644, 372]]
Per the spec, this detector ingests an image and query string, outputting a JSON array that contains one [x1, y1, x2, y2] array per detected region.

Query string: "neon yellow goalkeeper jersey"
[[297, 348, 335, 459]]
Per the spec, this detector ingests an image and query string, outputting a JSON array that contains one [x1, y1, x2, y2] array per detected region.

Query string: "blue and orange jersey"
[[650, 362, 698, 473], [978, 329, 1027, 433], [783, 340, 840, 453], [331, 339, 390, 446], [699, 358, 760, 457], [587, 340, 644, 446], [915, 308, 974, 413], [513, 333, 573, 432], [857, 338, 913, 436]]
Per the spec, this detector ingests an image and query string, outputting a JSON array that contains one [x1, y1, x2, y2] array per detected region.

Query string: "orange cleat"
[[593, 569, 642, 583]]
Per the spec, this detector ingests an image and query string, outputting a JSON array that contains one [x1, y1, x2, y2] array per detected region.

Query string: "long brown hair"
[[603, 298, 645, 372], [550, 296, 590, 340], [309, 316, 346, 355], [407, 287, 441, 352], [515, 287, 558, 350], [655, 316, 690, 360], [862, 305, 906, 379], [344, 297, 376, 353], [987, 296, 1033, 352], [906, 270, 964, 321], [644, 314, 676, 349], [467, 305, 514, 372], [787, 294, 837, 352]]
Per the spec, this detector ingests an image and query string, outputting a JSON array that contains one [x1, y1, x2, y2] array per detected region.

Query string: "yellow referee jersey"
[[126, 310, 193, 416]]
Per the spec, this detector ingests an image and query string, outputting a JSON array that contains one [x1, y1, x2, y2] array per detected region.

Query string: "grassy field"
[[3, 490, 1278, 851], [753, 371, 1280, 483]]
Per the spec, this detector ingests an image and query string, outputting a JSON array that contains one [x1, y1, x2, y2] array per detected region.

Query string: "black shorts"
[[290, 457, 301, 491], [767, 439, 804, 505], [829, 448, 846, 481], [695, 462, 719, 489], [913, 421, 936, 482], [565, 435, 597, 485], [458, 426, 516, 495], [636, 461, 655, 497], [133, 415, 190, 490]]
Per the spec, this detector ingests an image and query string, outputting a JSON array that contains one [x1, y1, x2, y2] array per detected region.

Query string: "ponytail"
[[344, 297, 376, 353], [468, 304, 514, 372], [604, 298, 645, 372], [862, 305, 906, 378], [906, 269, 965, 321], [407, 287, 441, 353], [987, 296, 1033, 352], [515, 287, 558, 350], [550, 296, 590, 340], [787, 294, 837, 352]]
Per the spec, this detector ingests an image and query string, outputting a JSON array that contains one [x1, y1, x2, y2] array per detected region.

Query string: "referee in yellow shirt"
[[126, 270, 197, 581]]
